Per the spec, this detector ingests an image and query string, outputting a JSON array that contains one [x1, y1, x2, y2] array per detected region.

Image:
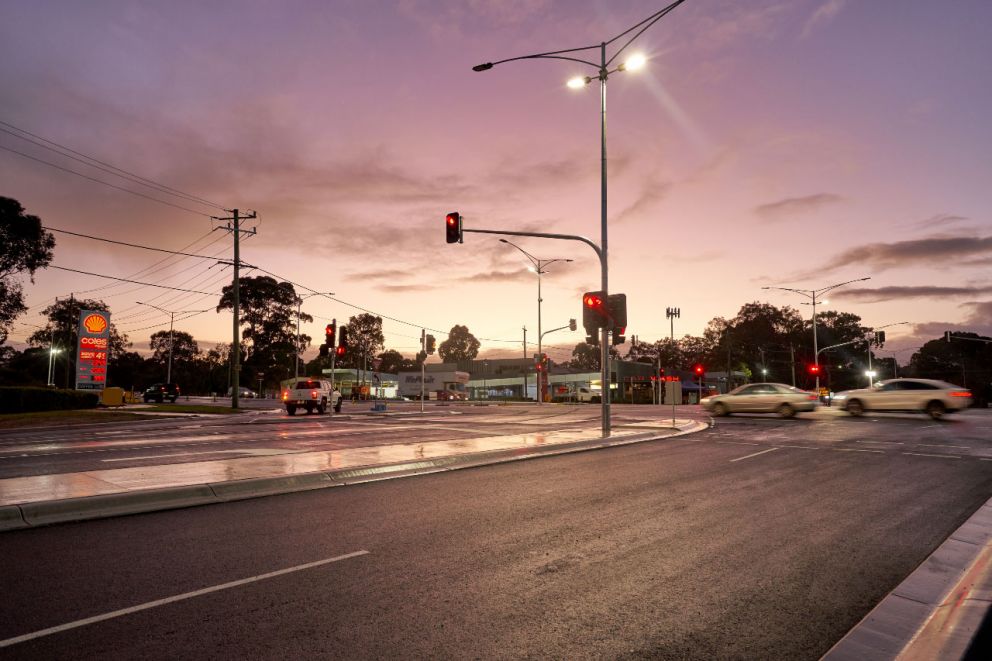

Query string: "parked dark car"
[[143, 383, 180, 403]]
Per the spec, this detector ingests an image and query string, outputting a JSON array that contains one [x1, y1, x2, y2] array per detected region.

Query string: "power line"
[[42, 226, 226, 260], [0, 121, 226, 210], [0, 144, 214, 217], [47, 265, 218, 295]]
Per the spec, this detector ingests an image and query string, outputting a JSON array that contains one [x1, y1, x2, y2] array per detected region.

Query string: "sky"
[[1, 0, 990, 367]]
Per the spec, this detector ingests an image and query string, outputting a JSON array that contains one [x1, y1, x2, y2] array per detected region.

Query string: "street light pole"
[[500, 239, 571, 405], [135, 302, 211, 384], [762, 276, 870, 393], [473, 0, 687, 436]]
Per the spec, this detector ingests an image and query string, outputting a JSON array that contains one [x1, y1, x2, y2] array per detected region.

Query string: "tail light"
[[949, 391, 971, 398], [807, 395, 818, 401], [282, 391, 288, 400], [312, 390, 318, 399]]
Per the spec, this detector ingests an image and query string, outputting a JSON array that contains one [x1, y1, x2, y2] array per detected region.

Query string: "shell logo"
[[83, 314, 108, 334]]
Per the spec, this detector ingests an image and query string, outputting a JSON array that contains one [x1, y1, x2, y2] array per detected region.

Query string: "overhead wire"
[[0, 122, 227, 210]]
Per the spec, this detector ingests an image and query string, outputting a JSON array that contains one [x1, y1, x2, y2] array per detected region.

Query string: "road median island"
[[0, 418, 706, 531], [824, 496, 992, 660]]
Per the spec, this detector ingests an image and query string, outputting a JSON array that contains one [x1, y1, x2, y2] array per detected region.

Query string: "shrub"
[[0, 387, 100, 414]]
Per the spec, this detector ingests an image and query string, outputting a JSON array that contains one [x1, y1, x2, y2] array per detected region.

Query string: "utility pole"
[[64, 293, 74, 389], [789, 343, 796, 387], [666, 307, 680, 425], [420, 329, 426, 414], [522, 326, 528, 401], [214, 208, 257, 409]]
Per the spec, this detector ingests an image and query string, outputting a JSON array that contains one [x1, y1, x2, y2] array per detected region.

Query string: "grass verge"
[[0, 409, 180, 429]]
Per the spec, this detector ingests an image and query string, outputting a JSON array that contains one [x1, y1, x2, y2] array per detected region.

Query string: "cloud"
[[905, 213, 969, 230], [820, 236, 992, 273], [613, 179, 672, 225], [344, 269, 412, 283], [376, 283, 438, 293], [463, 268, 533, 284], [834, 285, 992, 303], [912, 300, 992, 339], [753, 193, 843, 221], [801, 0, 847, 39]]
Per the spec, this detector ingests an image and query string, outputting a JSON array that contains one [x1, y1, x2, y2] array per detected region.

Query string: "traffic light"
[[808, 363, 821, 375], [607, 294, 627, 329], [612, 327, 626, 346], [583, 291, 607, 341], [319, 345, 329, 357], [659, 367, 665, 378], [325, 322, 336, 346], [876, 330, 886, 345], [445, 212, 462, 244], [569, 318, 577, 331], [426, 334, 436, 354], [694, 364, 705, 377], [337, 325, 349, 357]]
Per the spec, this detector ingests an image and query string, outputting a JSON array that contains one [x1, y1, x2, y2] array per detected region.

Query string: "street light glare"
[[624, 53, 647, 71], [567, 76, 588, 89]]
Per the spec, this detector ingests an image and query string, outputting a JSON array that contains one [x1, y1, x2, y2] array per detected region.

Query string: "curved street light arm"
[[541, 323, 574, 342], [761, 285, 813, 300], [606, 0, 688, 65], [470, 228, 603, 262], [499, 239, 539, 268], [818, 276, 871, 298]]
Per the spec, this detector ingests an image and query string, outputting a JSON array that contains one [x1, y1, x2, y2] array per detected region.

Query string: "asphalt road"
[[2, 408, 991, 658]]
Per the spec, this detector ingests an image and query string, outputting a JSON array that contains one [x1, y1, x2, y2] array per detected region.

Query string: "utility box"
[[101, 387, 125, 407]]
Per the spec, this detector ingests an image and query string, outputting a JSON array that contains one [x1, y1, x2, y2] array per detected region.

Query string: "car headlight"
[[832, 394, 846, 401]]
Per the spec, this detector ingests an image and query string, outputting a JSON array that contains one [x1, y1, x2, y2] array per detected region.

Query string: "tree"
[[438, 325, 480, 362], [375, 349, 417, 374], [567, 342, 619, 371], [337, 313, 384, 370], [27, 298, 130, 387], [0, 197, 56, 344], [149, 330, 200, 384], [217, 276, 306, 387]]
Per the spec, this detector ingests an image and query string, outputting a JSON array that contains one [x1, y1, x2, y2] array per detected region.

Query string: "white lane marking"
[[102, 451, 224, 462], [778, 445, 820, 450], [730, 447, 780, 463], [834, 448, 884, 453], [981, 458, 992, 462], [101, 449, 291, 462], [717, 441, 760, 446], [917, 443, 969, 449], [855, 440, 903, 445], [0, 550, 370, 649], [903, 453, 960, 459]]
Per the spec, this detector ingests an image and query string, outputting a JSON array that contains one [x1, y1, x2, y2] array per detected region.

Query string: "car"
[[281, 379, 341, 415], [833, 378, 972, 420], [143, 383, 180, 403], [227, 387, 258, 398], [701, 382, 818, 418]]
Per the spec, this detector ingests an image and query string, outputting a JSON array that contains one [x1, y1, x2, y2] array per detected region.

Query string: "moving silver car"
[[701, 383, 819, 418], [833, 378, 972, 419]]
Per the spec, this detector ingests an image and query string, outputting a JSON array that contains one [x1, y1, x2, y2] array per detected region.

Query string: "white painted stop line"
[[730, 447, 780, 462], [0, 550, 370, 648]]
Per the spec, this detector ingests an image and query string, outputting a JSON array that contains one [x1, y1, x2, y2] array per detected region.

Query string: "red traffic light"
[[335, 346, 345, 357], [445, 212, 462, 244], [808, 364, 821, 375], [693, 364, 705, 376], [583, 293, 604, 309]]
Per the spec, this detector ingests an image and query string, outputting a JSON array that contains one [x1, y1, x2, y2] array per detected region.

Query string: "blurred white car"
[[833, 378, 972, 419], [701, 383, 818, 418]]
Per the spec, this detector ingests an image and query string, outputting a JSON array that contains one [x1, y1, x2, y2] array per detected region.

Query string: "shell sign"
[[76, 309, 111, 391], [83, 313, 108, 334]]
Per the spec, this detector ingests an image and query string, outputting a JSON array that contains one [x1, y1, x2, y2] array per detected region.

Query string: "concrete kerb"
[[824, 498, 992, 660], [0, 419, 706, 531]]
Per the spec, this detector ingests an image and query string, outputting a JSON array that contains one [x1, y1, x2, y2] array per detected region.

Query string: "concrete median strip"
[[0, 419, 706, 531]]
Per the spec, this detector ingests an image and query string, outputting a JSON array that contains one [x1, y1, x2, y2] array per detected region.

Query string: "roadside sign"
[[75, 310, 110, 390]]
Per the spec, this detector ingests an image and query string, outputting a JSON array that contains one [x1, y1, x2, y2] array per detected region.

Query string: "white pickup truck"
[[281, 378, 341, 415]]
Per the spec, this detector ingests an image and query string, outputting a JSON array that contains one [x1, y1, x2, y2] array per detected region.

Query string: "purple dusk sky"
[[1, 0, 990, 364]]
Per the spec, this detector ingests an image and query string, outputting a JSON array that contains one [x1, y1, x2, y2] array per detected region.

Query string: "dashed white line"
[[730, 447, 780, 462], [0, 550, 370, 648], [903, 452, 960, 459], [834, 448, 884, 453], [917, 444, 969, 449]]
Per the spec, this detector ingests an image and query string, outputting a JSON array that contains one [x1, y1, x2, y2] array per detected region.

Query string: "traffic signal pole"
[[463, 227, 610, 437]]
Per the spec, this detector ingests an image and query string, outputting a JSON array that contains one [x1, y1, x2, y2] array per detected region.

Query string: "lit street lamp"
[[865, 321, 909, 387], [500, 239, 571, 404], [47, 347, 62, 387], [136, 302, 211, 383], [473, 0, 687, 434], [762, 276, 870, 394], [295, 292, 334, 378]]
